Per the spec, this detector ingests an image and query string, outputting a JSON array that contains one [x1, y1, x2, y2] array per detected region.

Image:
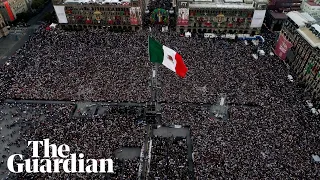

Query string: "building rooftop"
[[63, 0, 130, 4], [224, 0, 243, 3], [306, 0, 320, 6], [301, 12, 317, 22], [243, 0, 253, 3], [270, 11, 287, 20], [254, 0, 267, 3], [312, 24, 320, 33], [298, 26, 320, 48], [189, 3, 255, 9], [286, 11, 313, 27], [194, 0, 213, 2], [180, 0, 265, 8]]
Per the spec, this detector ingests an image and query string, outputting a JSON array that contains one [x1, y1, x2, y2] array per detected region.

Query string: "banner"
[[312, 63, 319, 76], [130, 7, 141, 25], [54, 6, 68, 23], [162, 26, 168, 32], [237, 34, 250, 38], [4, 2, 15, 21], [274, 34, 293, 60], [204, 33, 217, 38], [250, 10, 266, 28], [177, 8, 189, 26], [150, 8, 169, 24], [305, 62, 320, 76]]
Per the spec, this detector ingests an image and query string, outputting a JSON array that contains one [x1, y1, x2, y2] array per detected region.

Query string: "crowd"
[[121, 158, 140, 179], [0, 28, 151, 101], [0, 20, 318, 178], [110, 158, 140, 180], [0, 27, 292, 104], [161, 102, 319, 178], [0, 103, 143, 179], [149, 136, 189, 179]]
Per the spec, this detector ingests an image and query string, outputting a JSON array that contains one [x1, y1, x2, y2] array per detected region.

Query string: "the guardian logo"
[[7, 139, 114, 173]]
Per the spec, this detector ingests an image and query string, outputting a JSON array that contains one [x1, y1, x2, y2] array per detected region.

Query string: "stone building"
[[276, 11, 320, 100], [0, 0, 29, 22], [52, 0, 145, 31], [301, 0, 320, 19], [268, 0, 301, 12], [264, 11, 287, 31], [175, 0, 268, 35], [265, 0, 302, 32], [0, 13, 9, 38]]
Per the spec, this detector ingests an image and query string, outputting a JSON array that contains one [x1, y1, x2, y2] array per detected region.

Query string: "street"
[[0, 2, 54, 65]]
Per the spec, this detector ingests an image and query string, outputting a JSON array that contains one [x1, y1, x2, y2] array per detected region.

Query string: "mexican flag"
[[148, 37, 188, 78]]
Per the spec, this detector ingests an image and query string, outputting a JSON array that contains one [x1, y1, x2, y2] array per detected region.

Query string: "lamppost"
[[144, 8, 150, 28], [168, 8, 174, 29], [169, 8, 174, 15]]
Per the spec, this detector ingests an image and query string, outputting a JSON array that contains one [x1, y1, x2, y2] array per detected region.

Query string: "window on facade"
[[297, 44, 301, 54]]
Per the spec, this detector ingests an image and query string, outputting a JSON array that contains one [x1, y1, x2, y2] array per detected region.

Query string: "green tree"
[[31, 0, 45, 9], [43, 12, 53, 22], [16, 12, 31, 22]]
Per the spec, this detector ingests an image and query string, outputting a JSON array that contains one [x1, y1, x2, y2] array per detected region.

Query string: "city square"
[[0, 0, 319, 179]]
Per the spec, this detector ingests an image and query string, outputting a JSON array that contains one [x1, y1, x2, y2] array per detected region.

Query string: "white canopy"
[[49, 23, 58, 28], [312, 155, 320, 162], [185, 32, 191, 37], [252, 54, 258, 59], [258, 50, 265, 56], [287, 75, 293, 82]]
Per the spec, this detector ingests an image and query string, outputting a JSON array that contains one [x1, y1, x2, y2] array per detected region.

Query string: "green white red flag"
[[148, 36, 188, 78]]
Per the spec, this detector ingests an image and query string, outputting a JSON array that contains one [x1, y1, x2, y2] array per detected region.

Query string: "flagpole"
[[149, 35, 157, 103], [141, 36, 158, 180], [152, 64, 157, 102]]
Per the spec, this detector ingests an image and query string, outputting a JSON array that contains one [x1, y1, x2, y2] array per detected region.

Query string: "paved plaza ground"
[[0, 1, 53, 64], [0, 101, 148, 179]]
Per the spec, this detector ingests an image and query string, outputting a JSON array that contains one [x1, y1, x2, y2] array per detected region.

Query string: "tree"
[[31, 0, 46, 9], [16, 12, 31, 22], [43, 12, 53, 22]]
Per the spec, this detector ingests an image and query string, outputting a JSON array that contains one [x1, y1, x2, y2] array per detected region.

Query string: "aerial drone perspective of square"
[[0, 0, 319, 179]]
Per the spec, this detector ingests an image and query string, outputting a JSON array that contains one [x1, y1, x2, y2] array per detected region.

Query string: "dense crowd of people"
[[0, 20, 318, 178], [0, 103, 143, 179], [149, 136, 189, 179], [161, 102, 319, 178], [0, 27, 294, 104], [1, 28, 151, 101]]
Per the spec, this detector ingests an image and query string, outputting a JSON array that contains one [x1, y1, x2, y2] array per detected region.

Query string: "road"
[[0, 2, 54, 65]]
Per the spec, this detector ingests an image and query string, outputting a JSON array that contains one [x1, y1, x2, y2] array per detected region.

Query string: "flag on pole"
[[148, 36, 188, 78]]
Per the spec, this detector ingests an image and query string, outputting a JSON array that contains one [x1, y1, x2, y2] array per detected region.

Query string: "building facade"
[[0, 0, 29, 22], [52, 0, 145, 31], [0, 13, 9, 38], [265, 0, 302, 32], [265, 10, 287, 31], [268, 0, 302, 12], [175, 0, 268, 35], [301, 0, 320, 19], [276, 11, 320, 100]]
